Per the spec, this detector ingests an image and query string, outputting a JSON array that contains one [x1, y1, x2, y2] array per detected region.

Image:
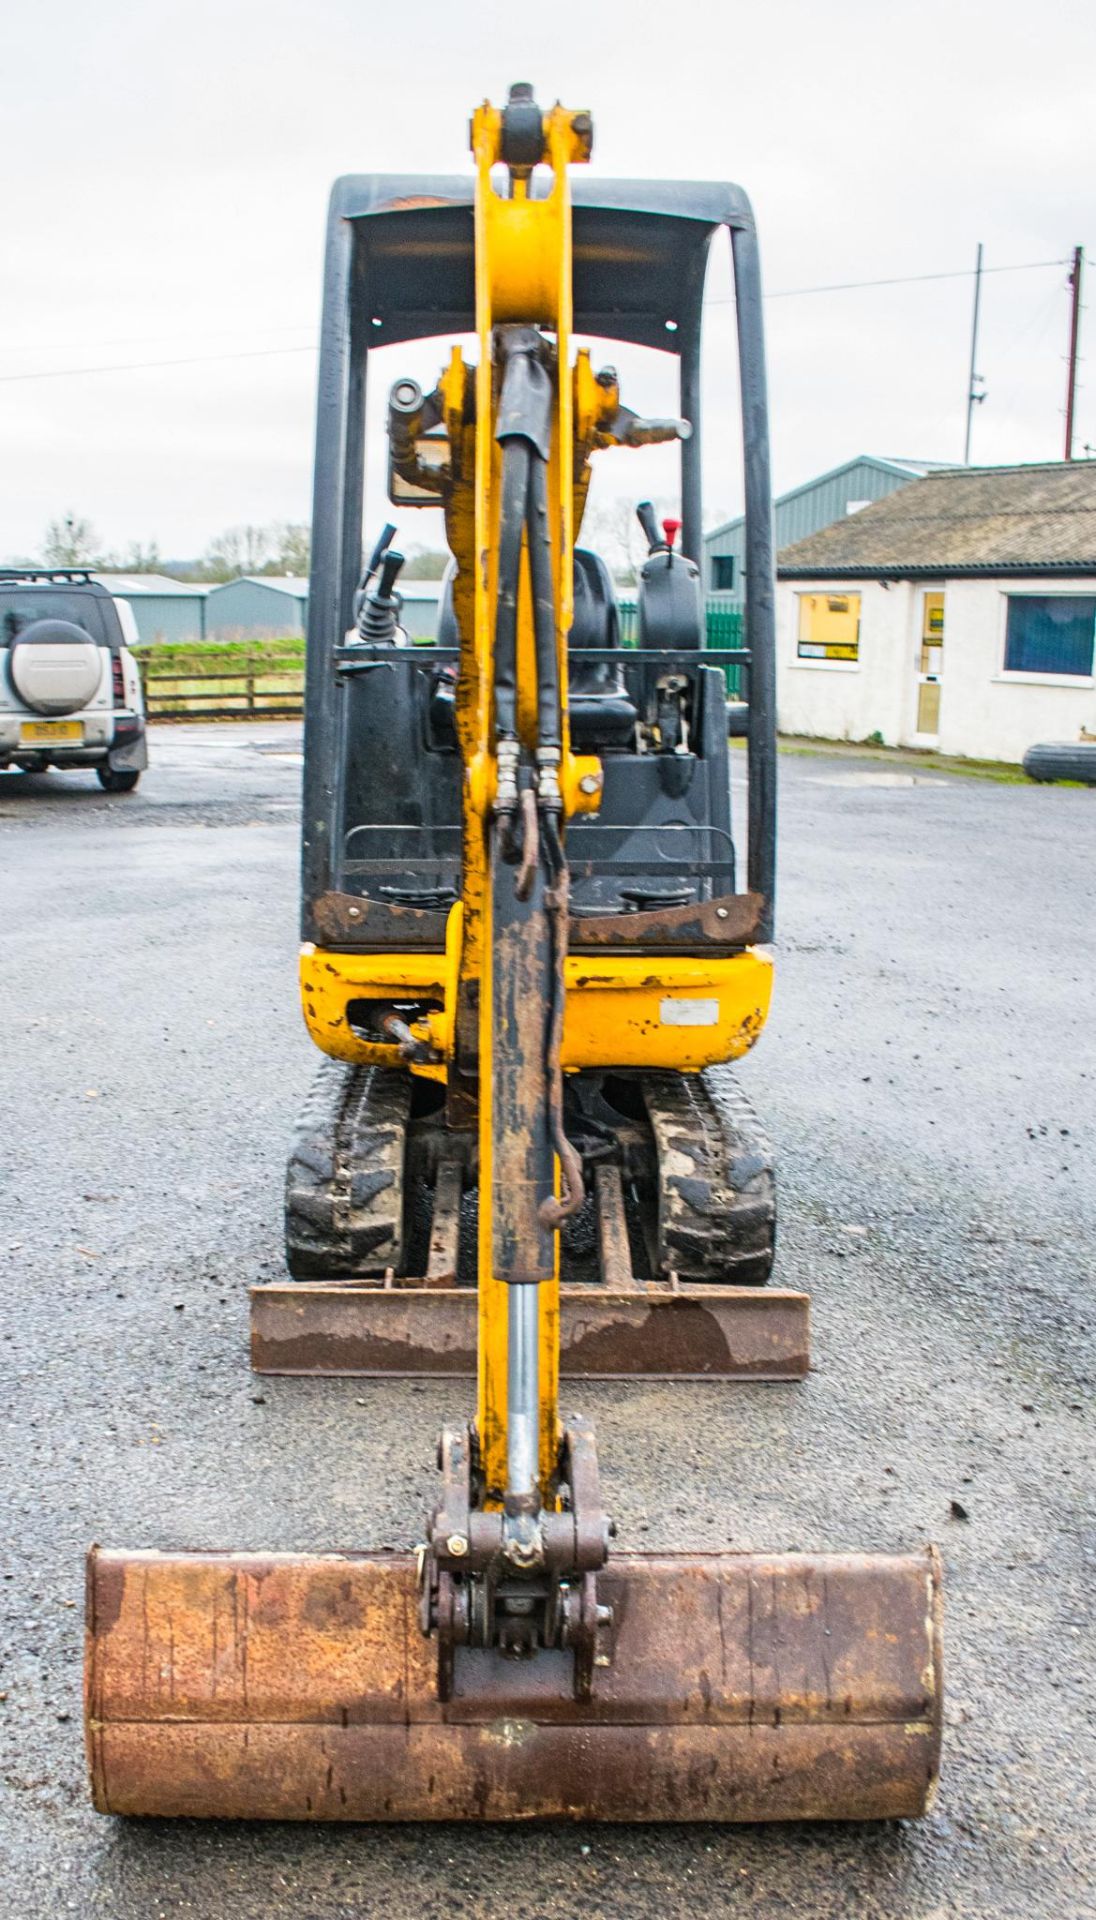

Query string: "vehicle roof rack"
[[0, 567, 97, 584]]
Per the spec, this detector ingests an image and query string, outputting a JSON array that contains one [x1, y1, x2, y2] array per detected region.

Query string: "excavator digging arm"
[[419, 87, 614, 1695]]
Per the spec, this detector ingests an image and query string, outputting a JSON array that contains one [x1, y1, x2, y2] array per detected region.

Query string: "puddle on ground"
[[805, 770, 952, 788]]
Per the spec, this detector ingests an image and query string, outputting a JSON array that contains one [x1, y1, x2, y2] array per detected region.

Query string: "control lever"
[[363, 522, 397, 588], [354, 537, 406, 643], [636, 500, 661, 551], [636, 502, 686, 560], [376, 548, 404, 602]]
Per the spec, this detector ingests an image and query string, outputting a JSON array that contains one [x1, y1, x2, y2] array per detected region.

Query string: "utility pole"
[[964, 242, 986, 464], [1064, 245, 1083, 461]]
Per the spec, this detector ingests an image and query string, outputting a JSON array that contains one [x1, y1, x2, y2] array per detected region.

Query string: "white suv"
[[0, 568, 148, 791]]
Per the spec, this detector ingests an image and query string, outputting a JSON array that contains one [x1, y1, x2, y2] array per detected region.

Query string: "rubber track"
[[284, 1061, 412, 1279], [642, 1071, 776, 1285]]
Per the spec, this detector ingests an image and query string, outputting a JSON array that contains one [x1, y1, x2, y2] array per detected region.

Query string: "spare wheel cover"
[[9, 619, 104, 715]]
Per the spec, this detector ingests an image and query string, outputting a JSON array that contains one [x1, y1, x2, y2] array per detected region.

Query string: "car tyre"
[[97, 767, 141, 793], [1022, 742, 1096, 786]]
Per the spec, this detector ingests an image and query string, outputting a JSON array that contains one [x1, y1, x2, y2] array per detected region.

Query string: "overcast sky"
[[1, 0, 1092, 563]]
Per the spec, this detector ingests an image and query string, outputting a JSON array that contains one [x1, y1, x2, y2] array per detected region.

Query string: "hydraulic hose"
[[494, 437, 529, 745], [492, 326, 580, 1227], [494, 436, 559, 751], [538, 808, 584, 1229], [526, 453, 560, 750]]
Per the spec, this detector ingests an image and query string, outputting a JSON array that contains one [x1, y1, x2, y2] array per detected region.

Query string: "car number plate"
[[19, 720, 84, 743]]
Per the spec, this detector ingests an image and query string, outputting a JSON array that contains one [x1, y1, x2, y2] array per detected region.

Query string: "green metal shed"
[[206, 575, 309, 638], [93, 573, 208, 644]]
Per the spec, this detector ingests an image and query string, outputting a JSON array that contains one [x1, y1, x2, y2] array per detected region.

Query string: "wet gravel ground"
[[1, 725, 1092, 1919]]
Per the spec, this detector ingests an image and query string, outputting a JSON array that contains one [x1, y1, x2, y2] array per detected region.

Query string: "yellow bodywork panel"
[[299, 943, 773, 1076], [563, 950, 773, 1068]]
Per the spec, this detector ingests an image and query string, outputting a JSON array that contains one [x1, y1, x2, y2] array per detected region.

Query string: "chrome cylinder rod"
[[506, 1283, 540, 1499]]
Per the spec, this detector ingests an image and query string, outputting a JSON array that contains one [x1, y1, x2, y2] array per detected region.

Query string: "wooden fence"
[[137, 655, 305, 720], [137, 604, 746, 719]]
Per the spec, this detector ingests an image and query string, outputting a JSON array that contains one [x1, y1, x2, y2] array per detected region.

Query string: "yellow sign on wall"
[[922, 591, 945, 640], [797, 592, 861, 662]]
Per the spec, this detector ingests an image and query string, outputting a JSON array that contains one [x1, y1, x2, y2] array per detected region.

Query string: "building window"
[[1004, 595, 1096, 677], [797, 591, 861, 662], [711, 555, 736, 591]]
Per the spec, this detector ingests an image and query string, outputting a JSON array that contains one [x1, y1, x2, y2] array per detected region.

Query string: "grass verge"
[[774, 734, 1032, 784]]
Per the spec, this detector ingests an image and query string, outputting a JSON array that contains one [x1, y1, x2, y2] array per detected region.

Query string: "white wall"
[[777, 574, 1096, 762], [777, 578, 912, 746], [935, 578, 1096, 761]]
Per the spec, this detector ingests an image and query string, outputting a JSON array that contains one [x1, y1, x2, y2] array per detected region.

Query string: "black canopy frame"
[[303, 174, 777, 941]]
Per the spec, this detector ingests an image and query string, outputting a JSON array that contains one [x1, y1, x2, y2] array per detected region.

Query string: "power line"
[[704, 256, 1071, 305], [0, 319, 316, 358], [0, 343, 318, 385], [0, 255, 1078, 385], [766, 255, 1069, 299]]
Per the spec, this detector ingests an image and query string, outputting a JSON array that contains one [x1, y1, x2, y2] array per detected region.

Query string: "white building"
[[777, 462, 1096, 763]]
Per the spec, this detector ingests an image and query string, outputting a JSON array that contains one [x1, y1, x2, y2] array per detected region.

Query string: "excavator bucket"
[[86, 1546, 942, 1822]]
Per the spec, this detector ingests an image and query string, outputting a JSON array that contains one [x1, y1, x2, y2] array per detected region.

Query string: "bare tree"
[[580, 495, 679, 586], [117, 540, 163, 573], [401, 545, 449, 580], [203, 524, 273, 581], [43, 512, 100, 567], [267, 522, 311, 576]]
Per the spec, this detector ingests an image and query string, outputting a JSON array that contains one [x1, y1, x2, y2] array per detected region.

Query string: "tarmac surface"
[[1, 723, 1092, 1919]]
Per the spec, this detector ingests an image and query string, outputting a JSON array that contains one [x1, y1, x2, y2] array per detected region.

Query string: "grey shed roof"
[[778, 461, 1096, 578], [93, 572, 207, 597], [705, 454, 949, 543], [235, 574, 309, 596]]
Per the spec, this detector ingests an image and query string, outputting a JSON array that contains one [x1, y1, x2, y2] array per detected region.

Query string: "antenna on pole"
[[963, 242, 986, 464], [1064, 246, 1083, 462]]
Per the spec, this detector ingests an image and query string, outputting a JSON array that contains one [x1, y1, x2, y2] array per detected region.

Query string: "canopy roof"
[[329, 175, 754, 350]]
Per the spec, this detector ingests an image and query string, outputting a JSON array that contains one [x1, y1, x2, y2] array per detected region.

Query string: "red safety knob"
[[662, 517, 681, 548]]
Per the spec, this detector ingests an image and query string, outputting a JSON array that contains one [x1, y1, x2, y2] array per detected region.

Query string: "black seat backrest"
[[435, 547, 620, 671], [569, 548, 622, 695], [431, 547, 635, 752]]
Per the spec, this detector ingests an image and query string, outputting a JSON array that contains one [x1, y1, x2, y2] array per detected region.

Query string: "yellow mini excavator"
[[85, 84, 942, 1822]]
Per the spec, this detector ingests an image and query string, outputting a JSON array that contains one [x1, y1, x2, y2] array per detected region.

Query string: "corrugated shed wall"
[[704, 460, 923, 603], [206, 580, 308, 637], [114, 593, 206, 645], [776, 460, 913, 546]]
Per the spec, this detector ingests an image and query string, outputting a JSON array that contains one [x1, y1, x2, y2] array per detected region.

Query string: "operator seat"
[[431, 547, 639, 751]]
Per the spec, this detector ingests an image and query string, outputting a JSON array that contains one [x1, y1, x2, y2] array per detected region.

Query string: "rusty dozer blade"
[[86, 1544, 942, 1822], [250, 1278, 810, 1382]]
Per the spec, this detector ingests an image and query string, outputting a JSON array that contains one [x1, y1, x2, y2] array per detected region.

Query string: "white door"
[[913, 591, 944, 741]]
